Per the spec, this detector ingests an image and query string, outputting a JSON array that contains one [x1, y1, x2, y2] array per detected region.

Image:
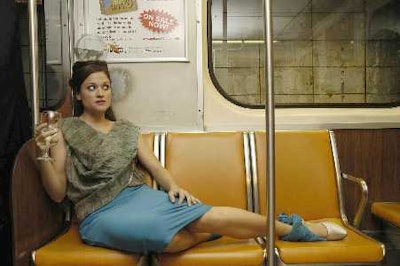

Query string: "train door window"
[[208, 0, 400, 108]]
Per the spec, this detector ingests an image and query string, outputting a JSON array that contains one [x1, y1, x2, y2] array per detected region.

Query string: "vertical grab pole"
[[28, 0, 40, 132], [67, 0, 75, 115], [68, 0, 74, 65], [263, 0, 276, 265]]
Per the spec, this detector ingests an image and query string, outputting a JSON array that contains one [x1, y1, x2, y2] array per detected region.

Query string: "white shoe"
[[321, 222, 347, 240]]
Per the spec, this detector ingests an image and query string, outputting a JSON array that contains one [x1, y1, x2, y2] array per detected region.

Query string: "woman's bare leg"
[[164, 206, 330, 252], [163, 229, 213, 253], [186, 207, 328, 239]]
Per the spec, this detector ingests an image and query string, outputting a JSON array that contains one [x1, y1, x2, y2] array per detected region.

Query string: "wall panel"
[[334, 129, 400, 230]]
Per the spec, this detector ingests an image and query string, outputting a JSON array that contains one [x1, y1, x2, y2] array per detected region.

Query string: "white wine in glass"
[[37, 110, 61, 161]]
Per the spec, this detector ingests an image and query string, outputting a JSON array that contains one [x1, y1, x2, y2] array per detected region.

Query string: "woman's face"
[[76, 71, 112, 115]]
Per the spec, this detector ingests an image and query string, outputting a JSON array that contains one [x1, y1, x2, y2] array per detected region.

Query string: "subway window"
[[208, 0, 400, 108]]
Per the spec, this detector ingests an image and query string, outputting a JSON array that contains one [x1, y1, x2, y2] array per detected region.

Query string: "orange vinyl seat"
[[372, 202, 400, 228], [157, 132, 265, 266], [251, 130, 385, 265], [12, 133, 156, 266], [33, 224, 140, 266]]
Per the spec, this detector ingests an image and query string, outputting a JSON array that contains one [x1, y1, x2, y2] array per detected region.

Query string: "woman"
[[35, 60, 346, 256]]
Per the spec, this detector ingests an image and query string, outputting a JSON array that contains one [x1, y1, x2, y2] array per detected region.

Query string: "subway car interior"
[[2, 0, 400, 265]]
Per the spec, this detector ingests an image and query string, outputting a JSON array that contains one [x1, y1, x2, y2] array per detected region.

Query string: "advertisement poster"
[[75, 0, 188, 62]]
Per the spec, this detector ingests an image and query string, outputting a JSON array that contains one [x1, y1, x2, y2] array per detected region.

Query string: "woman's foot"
[[304, 222, 328, 239], [279, 213, 347, 241], [319, 222, 347, 240], [280, 221, 325, 241]]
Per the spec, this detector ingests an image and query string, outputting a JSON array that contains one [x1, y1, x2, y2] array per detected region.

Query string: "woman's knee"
[[186, 207, 224, 233]]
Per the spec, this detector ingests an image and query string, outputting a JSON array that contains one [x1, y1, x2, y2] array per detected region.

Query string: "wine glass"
[[36, 111, 61, 161]]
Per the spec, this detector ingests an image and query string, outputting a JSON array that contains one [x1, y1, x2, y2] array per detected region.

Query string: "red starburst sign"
[[139, 9, 178, 33]]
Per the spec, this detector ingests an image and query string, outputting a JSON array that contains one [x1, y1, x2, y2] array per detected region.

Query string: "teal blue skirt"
[[79, 184, 212, 253]]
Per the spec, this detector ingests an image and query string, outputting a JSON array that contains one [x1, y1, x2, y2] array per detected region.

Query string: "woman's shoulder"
[[116, 119, 140, 134], [58, 117, 79, 129], [117, 118, 138, 127], [59, 117, 78, 122]]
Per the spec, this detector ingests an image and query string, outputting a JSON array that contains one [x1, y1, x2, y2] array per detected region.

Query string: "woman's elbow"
[[47, 185, 66, 203], [51, 193, 66, 203]]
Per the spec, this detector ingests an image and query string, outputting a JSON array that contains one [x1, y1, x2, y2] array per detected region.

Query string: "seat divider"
[[248, 132, 260, 214], [243, 132, 254, 212]]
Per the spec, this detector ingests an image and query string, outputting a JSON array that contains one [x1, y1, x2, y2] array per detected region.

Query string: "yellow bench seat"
[[371, 202, 400, 228], [275, 218, 384, 264], [159, 237, 264, 266], [34, 225, 141, 266], [252, 131, 385, 265]]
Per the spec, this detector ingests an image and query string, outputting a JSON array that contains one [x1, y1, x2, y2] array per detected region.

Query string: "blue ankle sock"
[[278, 213, 292, 224], [280, 221, 326, 242], [278, 213, 303, 225]]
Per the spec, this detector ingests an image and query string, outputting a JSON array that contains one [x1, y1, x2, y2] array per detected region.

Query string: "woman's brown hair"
[[69, 60, 116, 120]]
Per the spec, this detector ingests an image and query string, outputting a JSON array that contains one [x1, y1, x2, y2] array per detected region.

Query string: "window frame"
[[206, 0, 400, 109]]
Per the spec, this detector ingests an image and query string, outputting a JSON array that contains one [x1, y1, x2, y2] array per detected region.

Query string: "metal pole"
[[67, 0, 75, 115], [68, 0, 74, 68], [263, 0, 275, 265], [222, 0, 227, 43], [28, 0, 40, 132]]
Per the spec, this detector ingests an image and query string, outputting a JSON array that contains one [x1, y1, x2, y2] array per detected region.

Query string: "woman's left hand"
[[168, 186, 200, 206]]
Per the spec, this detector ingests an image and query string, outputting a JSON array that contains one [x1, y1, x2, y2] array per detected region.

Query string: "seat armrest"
[[11, 140, 67, 266], [342, 173, 368, 228]]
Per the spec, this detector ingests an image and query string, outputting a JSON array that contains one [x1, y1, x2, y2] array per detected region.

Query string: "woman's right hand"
[[34, 123, 59, 156], [34, 122, 67, 202]]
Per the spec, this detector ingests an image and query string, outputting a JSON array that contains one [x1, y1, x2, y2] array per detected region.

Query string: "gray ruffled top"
[[59, 117, 145, 221]]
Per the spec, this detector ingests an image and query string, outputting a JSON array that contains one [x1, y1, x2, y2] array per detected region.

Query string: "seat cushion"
[[165, 132, 249, 208], [275, 218, 384, 264], [160, 132, 265, 265], [34, 225, 141, 266], [255, 131, 342, 219], [35, 225, 265, 266], [372, 202, 400, 228], [159, 237, 265, 266]]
